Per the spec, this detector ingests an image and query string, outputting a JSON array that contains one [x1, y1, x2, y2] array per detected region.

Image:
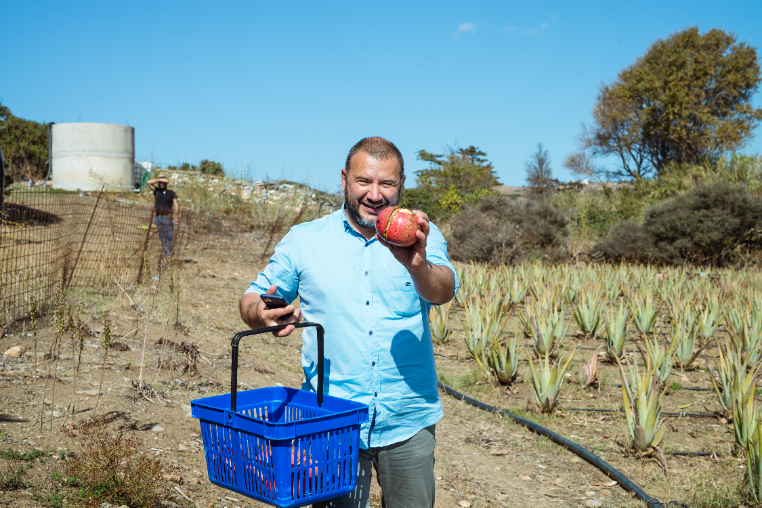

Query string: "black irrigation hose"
[[564, 407, 717, 418], [437, 381, 684, 508]]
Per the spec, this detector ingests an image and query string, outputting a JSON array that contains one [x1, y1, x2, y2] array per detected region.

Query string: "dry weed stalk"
[[39, 280, 64, 429], [92, 310, 111, 417], [138, 253, 158, 383], [67, 305, 85, 423], [153, 256, 175, 384]]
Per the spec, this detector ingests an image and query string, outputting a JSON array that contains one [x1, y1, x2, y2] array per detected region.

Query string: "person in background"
[[147, 174, 178, 257]]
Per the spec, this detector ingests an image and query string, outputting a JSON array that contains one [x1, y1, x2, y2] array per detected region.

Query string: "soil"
[[0, 247, 745, 508]]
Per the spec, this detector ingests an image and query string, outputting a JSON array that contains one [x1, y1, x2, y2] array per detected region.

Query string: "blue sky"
[[2, 1, 762, 192]]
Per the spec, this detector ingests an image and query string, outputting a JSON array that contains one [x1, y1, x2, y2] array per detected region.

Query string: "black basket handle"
[[230, 321, 324, 412]]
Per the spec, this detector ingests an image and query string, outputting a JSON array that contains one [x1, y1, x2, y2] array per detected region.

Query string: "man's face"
[[341, 152, 405, 231], [158, 180, 167, 190]]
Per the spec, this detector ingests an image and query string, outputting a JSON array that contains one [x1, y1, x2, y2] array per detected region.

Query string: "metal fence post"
[[64, 186, 104, 291], [136, 208, 155, 284]]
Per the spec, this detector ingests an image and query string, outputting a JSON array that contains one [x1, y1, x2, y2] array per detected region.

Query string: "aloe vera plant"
[[729, 309, 762, 366], [487, 333, 519, 385], [505, 273, 528, 309], [733, 385, 759, 449], [746, 414, 762, 502], [526, 348, 576, 413], [521, 304, 566, 357], [710, 339, 760, 415], [671, 320, 707, 371], [615, 355, 667, 451], [573, 287, 604, 337], [464, 301, 490, 370], [629, 291, 660, 336], [429, 300, 453, 344], [696, 293, 723, 341], [638, 336, 677, 385], [603, 303, 630, 362]]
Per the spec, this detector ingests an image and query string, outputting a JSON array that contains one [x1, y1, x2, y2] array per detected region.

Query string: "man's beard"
[[344, 187, 401, 229]]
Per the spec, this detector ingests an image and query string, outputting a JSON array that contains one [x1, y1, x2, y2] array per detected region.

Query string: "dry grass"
[[67, 417, 170, 507]]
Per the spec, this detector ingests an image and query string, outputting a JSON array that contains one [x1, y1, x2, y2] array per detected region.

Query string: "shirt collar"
[[339, 203, 377, 244]]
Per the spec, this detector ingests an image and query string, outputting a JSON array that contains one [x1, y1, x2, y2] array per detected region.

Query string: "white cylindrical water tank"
[[51, 123, 135, 191]]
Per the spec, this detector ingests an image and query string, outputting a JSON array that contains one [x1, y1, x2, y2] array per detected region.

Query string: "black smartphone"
[[260, 294, 293, 318]]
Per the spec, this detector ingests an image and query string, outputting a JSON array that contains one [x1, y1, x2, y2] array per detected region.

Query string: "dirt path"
[[0, 247, 741, 507]]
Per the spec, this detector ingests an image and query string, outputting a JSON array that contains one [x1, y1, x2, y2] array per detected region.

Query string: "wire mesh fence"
[[1, 188, 195, 325], [1, 184, 342, 326]]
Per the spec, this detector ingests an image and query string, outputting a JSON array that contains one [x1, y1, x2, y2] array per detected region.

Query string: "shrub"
[[0, 458, 27, 490], [594, 183, 762, 265], [448, 195, 569, 264], [68, 422, 168, 507], [593, 220, 654, 263], [199, 159, 225, 177]]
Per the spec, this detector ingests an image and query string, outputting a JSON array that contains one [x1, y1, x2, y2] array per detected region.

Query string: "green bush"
[[400, 146, 500, 221], [199, 159, 225, 177], [0, 104, 49, 180], [447, 195, 569, 264], [594, 183, 762, 265]]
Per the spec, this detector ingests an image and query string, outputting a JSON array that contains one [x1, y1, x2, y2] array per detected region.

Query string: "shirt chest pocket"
[[385, 276, 420, 318]]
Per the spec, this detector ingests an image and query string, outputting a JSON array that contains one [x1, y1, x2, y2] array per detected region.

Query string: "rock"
[[4, 346, 26, 357], [519, 475, 532, 481], [178, 443, 189, 452], [490, 449, 507, 456], [77, 389, 102, 396], [601, 490, 611, 497], [51, 411, 61, 418], [162, 472, 183, 484], [151, 425, 165, 433], [586, 491, 596, 497], [585, 500, 603, 507], [458, 501, 471, 508]]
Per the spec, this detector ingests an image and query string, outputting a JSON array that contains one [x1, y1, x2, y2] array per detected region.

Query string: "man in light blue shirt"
[[240, 137, 458, 507]]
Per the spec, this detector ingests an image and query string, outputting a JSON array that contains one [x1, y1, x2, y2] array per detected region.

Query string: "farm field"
[[0, 244, 757, 508]]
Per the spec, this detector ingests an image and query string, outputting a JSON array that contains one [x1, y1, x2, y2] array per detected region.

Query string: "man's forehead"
[[348, 152, 402, 179]]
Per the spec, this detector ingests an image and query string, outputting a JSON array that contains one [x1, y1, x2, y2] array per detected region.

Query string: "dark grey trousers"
[[314, 425, 436, 508]]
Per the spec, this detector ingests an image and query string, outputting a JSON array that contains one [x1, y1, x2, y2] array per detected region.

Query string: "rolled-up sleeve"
[[425, 221, 459, 302], [244, 229, 300, 303]]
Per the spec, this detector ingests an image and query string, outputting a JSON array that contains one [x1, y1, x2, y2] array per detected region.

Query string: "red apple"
[[375, 206, 420, 247]]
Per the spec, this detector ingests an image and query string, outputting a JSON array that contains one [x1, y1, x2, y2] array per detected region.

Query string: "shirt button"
[[364, 271, 368, 276], [374, 392, 378, 397], [366, 301, 369, 306], [372, 361, 375, 366], [369, 330, 373, 335]]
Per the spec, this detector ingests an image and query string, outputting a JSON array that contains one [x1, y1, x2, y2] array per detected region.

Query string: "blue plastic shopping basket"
[[191, 322, 369, 507]]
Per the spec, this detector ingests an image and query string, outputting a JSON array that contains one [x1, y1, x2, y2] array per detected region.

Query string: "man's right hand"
[[239, 284, 302, 337]]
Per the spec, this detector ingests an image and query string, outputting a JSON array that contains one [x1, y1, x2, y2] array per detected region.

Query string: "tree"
[[525, 143, 555, 198], [565, 27, 762, 181], [0, 104, 49, 180], [400, 145, 501, 221], [199, 159, 224, 177]]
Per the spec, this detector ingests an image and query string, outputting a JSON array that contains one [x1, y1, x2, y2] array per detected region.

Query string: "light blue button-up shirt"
[[245, 205, 458, 448]]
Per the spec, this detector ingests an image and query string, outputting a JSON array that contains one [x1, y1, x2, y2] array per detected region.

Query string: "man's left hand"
[[376, 210, 429, 273]]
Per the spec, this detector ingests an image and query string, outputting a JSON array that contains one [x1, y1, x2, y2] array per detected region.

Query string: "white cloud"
[[522, 22, 549, 36], [454, 22, 475, 39]]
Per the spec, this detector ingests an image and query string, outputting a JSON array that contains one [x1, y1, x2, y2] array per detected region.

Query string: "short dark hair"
[[345, 137, 404, 177]]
